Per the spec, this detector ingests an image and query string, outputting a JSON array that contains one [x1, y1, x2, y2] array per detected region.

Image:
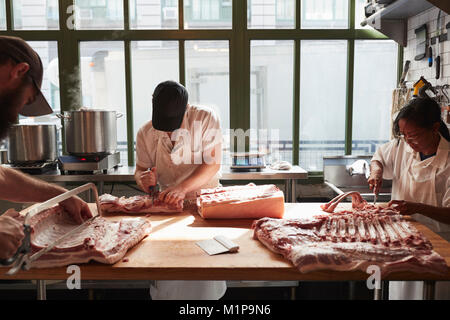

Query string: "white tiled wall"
[[404, 7, 450, 87]]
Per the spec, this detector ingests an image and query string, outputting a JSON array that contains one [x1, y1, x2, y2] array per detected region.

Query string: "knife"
[[5, 183, 102, 275]]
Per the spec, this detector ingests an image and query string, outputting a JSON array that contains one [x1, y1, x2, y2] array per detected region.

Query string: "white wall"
[[404, 7, 450, 87]]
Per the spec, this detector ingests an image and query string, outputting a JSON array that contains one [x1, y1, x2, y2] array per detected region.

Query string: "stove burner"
[[8, 161, 58, 175], [58, 152, 120, 175]]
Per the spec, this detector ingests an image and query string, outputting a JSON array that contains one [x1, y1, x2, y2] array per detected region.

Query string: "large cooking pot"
[[59, 109, 122, 156], [8, 124, 58, 163]]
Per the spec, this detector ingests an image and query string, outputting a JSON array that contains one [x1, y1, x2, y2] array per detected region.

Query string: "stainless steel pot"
[[7, 125, 58, 163], [59, 110, 122, 156]]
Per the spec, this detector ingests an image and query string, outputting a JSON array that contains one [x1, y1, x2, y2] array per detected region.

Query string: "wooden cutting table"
[[1, 203, 449, 299]]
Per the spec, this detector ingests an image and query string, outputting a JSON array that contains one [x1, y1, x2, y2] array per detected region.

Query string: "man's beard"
[[0, 85, 26, 140]]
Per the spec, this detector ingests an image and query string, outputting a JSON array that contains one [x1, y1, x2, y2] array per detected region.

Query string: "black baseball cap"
[[152, 81, 188, 132], [0, 36, 53, 117]]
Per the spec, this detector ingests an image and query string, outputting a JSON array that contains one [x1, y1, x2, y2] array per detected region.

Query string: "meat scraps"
[[99, 194, 183, 214], [26, 205, 151, 268], [252, 205, 448, 277], [196, 183, 285, 219]]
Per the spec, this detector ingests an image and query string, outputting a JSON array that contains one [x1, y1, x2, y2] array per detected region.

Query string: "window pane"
[[130, 0, 178, 29], [185, 41, 230, 162], [301, 0, 348, 29], [300, 40, 347, 171], [19, 41, 60, 125], [132, 41, 179, 143], [80, 42, 127, 164], [75, 0, 124, 30], [250, 40, 294, 163], [13, 0, 59, 30], [352, 40, 398, 155], [248, 0, 295, 29], [355, 0, 370, 29], [0, 0, 6, 30], [184, 0, 232, 29]]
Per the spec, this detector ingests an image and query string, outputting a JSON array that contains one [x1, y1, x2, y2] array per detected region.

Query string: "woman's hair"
[[393, 97, 450, 142]]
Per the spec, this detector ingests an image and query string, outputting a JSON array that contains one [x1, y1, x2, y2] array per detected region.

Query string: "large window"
[[352, 40, 398, 155], [250, 40, 294, 163], [300, 40, 348, 171], [13, 0, 59, 30], [1, 1, 397, 172]]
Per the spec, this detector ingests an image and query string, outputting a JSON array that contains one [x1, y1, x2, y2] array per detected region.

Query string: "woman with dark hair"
[[368, 97, 450, 300]]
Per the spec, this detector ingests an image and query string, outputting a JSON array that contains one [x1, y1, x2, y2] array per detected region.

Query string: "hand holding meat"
[[138, 168, 157, 192], [158, 186, 185, 209], [0, 210, 24, 260], [368, 161, 383, 195], [59, 196, 93, 224], [388, 200, 421, 215]]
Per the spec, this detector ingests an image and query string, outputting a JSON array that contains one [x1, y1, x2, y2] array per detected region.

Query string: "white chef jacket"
[[371, 133, 450, 300], [136, 104, 226, 300]]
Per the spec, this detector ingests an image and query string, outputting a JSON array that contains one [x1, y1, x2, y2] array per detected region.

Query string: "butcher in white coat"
[[368, 97, 450, 300], [134, 81, 226, 300]]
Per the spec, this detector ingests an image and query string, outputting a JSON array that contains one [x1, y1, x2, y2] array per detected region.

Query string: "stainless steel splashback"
[[323, 155, 392, 201]]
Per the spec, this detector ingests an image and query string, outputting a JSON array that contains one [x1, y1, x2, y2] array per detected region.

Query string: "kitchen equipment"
[[58, 109, 122, 156], [0, 149, 7, 164], [196, 235, 239, 256], [58, 152, 120, 174], [415, 24, 428, 61], [323, 155, 392, 203], [1, 183, 102, 275], [435, 10, 443, 80], [230, 152, 266, 171], [7, 124, 58, 164]]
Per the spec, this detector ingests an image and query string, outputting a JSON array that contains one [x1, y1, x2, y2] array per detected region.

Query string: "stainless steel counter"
[[33, 165, 308, 203]]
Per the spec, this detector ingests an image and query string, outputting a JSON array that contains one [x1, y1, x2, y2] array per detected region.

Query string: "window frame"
[[0, 0, 402, 173]]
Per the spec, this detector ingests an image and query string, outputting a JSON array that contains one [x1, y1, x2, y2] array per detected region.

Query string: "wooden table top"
[[1, 203, 449, 281]]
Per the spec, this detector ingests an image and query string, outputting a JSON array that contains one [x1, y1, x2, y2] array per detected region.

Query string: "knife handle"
[[436, 55, 441, 79]]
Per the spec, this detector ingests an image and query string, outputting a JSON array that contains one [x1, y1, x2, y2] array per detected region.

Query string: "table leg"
[[423, 281, 436, 300], [290, 179, 296, 203], [285, 180, 291, 203], [36, 280, 46, 300], [374, 287, 382, 300]]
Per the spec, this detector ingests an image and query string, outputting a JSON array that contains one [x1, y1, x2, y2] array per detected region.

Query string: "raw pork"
[[196, 183, 285, 219], [27, 205, 151, 268], [252, 207, 448, 276], [99, 194, 183, 214]]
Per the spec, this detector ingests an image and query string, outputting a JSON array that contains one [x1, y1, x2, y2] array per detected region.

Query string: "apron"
[[150, 134, 226, 300], [389, 154, 450, 300]]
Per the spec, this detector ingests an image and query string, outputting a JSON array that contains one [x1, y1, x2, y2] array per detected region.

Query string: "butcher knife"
[[196, 235, 239, 256], [4, 183, 102, 275]]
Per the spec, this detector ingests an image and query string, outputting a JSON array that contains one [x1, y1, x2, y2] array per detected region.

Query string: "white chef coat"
[[136, 104, 226, 300], [372, 133, 450, 300]]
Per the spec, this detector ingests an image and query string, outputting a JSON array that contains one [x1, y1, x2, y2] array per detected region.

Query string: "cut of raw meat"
[[320, 191, 367, 213], [196, 183, 285, 219], [26, 205, 151, 268], [99, 194, 183, 214], [252, 206, 448, 276]]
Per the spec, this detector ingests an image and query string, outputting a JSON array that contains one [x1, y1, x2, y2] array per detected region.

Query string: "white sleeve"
[[371, 140, 397, 180], [202, 109, 222, 165], [135, 129, 153, 169], [443, 176, 450, 208], [202, 109, 222, 151]]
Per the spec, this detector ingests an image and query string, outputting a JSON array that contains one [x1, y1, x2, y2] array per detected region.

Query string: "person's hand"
[[368, 172, 383, 196], [0, 210, 25, 260], [388, 200, 421, 215], [139, 168, 157, 193], [158, 185, 186, 209], [60, 196, 93, 224]]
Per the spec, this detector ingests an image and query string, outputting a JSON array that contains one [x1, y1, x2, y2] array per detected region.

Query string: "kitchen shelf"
[[361, 0, 450, 46]]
